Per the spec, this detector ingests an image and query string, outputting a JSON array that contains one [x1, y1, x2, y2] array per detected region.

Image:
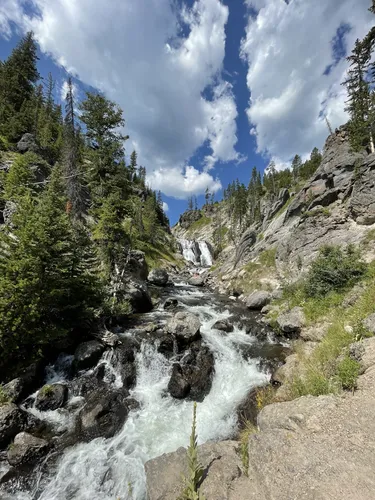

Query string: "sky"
[[0, 0, 374, 224]]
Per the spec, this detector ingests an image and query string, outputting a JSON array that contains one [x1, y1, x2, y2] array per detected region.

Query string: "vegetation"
[[0, 32, 171, 371], [239, 420, 257, 475], [0, 385, 10, 405], [179, 402, 206, 500], [187, 215, 212, 235]]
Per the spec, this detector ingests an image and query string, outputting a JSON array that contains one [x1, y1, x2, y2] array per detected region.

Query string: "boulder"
[[188, 276, 204, 287], [145, 441, 242, 500], [78, 388, 128, 440], [0, 404, 28, 449], [166, 312, 201, 346], [73, 340, 105, 372], [167, 364, 190, 399], [35, 384, 68, 412], [157, 335, 175, 358], [16, 133, 38, 153], [123, 280, 153, 313], [148, 268, 169, 286], [363, 313, 375, 335], [246, 291, 272, 310], [125, 250, 148, 281], [163, 298, 179, 310], [110, 342, 137, 388], [277, 307, 305, 335], [7, 432, 49, 467], [212, 319, 234, 333]]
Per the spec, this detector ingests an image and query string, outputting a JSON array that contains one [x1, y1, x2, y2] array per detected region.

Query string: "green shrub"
[[290, 370, 332, 398], [304, 245, 367, 298], [337, 357, 360, 391], [239, 420, 257, 475], [0, 135, 9, 151]]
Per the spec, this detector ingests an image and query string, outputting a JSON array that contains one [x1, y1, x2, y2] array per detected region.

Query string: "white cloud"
[[148, 165, 222, 199], [0, 0, 239, 198], [59, 79, 78, 102], [162, 202, 169, 213], [241, 0, 374, 165]]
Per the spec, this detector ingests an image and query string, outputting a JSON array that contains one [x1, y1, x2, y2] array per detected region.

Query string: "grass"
[[135, 239, 183, 270], [301, 207, 331, 221], [239, 421, 257, 475], [186, 216, 212, 235], [364, 228, 375, 246], [259, 248, 277, 268]]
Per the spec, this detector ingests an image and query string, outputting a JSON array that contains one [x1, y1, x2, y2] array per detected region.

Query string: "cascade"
[[178, 239, 213, 267]]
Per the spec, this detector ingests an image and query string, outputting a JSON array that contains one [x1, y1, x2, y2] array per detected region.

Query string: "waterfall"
[[178, 239, 213, 267]]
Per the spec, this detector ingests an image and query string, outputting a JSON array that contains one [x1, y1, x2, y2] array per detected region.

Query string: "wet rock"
[[78, 388, 128, 441], [148, 268, 169, 286], [168, 364, 190, 399], [35, 384, 68, 412], [73, 340, 105, 372], [3, 362, 44, 404], [363, 313, 375, 335], [7, 432, 49, 467], [277, 307, 305, 335], [163, 298, 179, 310], [166, 311, 201, 346], [246, 291, 272, 310], [17, 133, 38, 153], [188, 276, 204, 287], [124, 280, 153, 313], [111, 343, 137, 388], [212, 319, 234, 333], [157, 335, 175, 358], [0, 404, 29, 449]]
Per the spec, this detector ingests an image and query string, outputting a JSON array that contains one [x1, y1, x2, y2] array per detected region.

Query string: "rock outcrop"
[[148, 268, 169, 286], [166, 311, 201, 347]]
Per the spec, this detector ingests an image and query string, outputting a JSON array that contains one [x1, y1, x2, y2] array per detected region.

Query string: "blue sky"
[[0, 0, 373, 224]]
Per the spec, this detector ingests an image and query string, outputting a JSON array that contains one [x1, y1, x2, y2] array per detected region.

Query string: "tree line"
[[0, 33, 169, 370]]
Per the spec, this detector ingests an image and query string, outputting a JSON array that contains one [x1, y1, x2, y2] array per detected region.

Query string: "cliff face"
[[173, 127, 375, 294]]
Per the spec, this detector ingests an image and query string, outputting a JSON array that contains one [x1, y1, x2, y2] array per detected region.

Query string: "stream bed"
[[1, 280, 287, 500]]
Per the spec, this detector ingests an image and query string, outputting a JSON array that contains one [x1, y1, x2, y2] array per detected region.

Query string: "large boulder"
[[148, 268, 169, 286], [16, 133, 38, 153], [3, 362, 44, 404], [35, 384, 68, 412], [246, 291, 272, 310], [166, 312, 201, 346], [276, 307, 306, 335], [123, 280, 153, 313], [0, 404, 28, 449], [7, 432, 49, 466], [73, 340, 105, 372], [188, 275, 204, 287], [125, 250, 148, 281], [111, 342, 137, 388], [167, 364, 190, 399], [78, 388, 129, 441], [212, 319, 234, 333], [145, 441, 242, 500]]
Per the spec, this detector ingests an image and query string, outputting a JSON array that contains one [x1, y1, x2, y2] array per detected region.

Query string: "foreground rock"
[[212, 319, 234, 333], [35, 384, 68, 412], [246, 291, 271, 310], [7, 432, 49, 466], [124, 280, 153, 313], [73, 340, 105, 372], [78, 388, 128, 440], [363, 313, 375, 335], [163, 297, 179, 310], [166, 311, 201, 347], [145, 441, 242, 500], [0, 405, 29, 449], [148, 268, 169, 286]]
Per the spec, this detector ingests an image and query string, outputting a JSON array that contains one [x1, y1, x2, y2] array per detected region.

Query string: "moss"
[[186, 215, 212, 234], [40, 384, 54, 397], [0, 385, 10, 406]]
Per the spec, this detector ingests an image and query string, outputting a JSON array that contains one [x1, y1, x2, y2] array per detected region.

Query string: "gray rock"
[[350, 154, 375, 225], [363, 313, 375, 335], [277, 306, 305, 335], [35, 384, 68, 412], [166, 311, 201, 345], [212, 319, 234, 333], [148, 268, 169, 286], [0, 404, 28, 449], [7, 432, 49, 466], [16, 133, 38, 153], [235, 228, 257, 264], [178, 209, 202, 229], [78, 388, 128, 440], [123, 280, 153, 313], [188, 275, 204, 287], [246, 291, 272, 310], [2, 363, 44, 404], [145, 440, 242, 500], [125, 250, 148, 281], [167, 364, 190, 399], [73, 340, 105, 372], [163, 297, 179, 310], [3, 201, 17, 226]]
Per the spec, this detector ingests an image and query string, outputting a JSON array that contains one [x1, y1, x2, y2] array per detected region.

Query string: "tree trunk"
[[370, 131, 375, 154]]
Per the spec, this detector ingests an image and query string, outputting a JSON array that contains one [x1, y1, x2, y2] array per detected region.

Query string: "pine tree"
[[204, 187, 210, 206], [291, 154, 302, 182], [187, 196, 194, 211], [129, 150, 137, 180]]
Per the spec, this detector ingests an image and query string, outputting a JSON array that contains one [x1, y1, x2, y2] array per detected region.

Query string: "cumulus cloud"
[[0, 0, 239, 198], [148, 165, 222, 199], [162, 202, 169, 213], [241, 0, 374, 165]]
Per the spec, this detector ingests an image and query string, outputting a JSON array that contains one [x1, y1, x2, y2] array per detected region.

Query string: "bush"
[[337, 357, 360, 391], [304, 245, 367, 298]]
